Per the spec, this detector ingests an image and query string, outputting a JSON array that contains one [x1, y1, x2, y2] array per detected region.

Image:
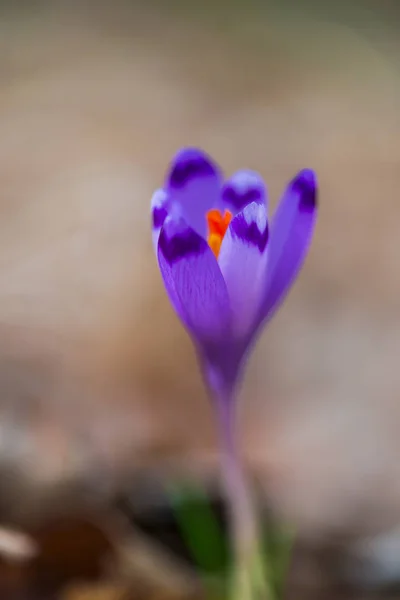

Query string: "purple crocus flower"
[[151, 147, 317, 404], [152, 147, 317, 598]]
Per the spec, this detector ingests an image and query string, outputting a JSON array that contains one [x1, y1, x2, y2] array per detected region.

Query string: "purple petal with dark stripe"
[[292, 168, 317, 211], [230, 210, 269, 253], [168, 148, 217, 188], [218, 202, 269, 338], [222, 170, 267, 214], [164, 147, 223, 238], [259, 168, 317, 323], [157, 217, 231, 344], [158, 219, 204, 264], [151, 188, 170, 253], [153, 205, 168, 229]]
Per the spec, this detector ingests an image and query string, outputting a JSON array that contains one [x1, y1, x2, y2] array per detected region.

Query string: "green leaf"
[[168, 481, 229, 577]]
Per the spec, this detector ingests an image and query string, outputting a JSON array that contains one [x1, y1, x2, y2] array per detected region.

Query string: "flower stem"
[[215, 393, 270, 600]]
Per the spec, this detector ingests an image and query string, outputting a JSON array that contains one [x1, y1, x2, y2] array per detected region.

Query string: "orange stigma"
[[206, 208, 232, 258]]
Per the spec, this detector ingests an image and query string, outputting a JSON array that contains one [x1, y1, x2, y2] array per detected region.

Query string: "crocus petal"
[[260, 168, 317, 322], [151, 188, 170, 252], [218, 202, 269, 338], [165, 147, 223, 238], [157, 217, 231, 344], [221, 170, 267, 214]]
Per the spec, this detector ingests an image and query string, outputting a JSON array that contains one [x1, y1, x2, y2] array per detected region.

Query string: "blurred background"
[[0, 0, 399, 597]]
